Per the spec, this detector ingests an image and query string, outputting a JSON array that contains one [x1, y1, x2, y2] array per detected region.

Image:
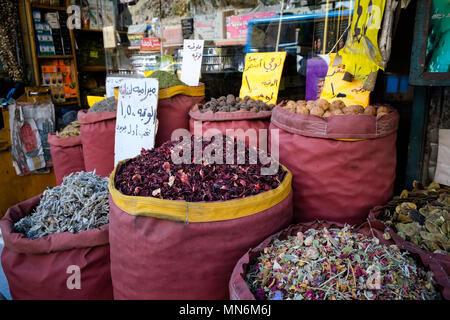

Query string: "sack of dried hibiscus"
[[108, 136, 294, 299]]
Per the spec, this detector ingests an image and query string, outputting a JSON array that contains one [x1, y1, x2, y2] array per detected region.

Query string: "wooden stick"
[[275, 0, 285, 52]]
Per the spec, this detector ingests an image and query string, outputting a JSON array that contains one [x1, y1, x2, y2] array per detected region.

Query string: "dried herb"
[[148, 70, 187, 89], [199, 95, 275, 113], [14, 171, 109, 239], [87, 96, 117, 113], [378, 182, 450, 255], [114, 135, 285, 201], [245, 226, 439, 300], [56, 120, 80, 138]]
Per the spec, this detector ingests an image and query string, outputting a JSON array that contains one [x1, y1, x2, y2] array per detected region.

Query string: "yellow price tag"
[[320, 53, 370, 107], [239, 52, 287, 105]]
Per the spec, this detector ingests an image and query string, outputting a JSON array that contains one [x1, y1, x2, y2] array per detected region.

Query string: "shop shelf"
[[37, 55, 74, 59], [80, 66, 106, 72], [31, 4, 66, 11]]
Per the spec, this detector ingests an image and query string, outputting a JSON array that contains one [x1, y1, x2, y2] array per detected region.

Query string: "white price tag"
[[106, 77, 128, 97], [180, 39, 204, 86], [114, 78, 159, 166]]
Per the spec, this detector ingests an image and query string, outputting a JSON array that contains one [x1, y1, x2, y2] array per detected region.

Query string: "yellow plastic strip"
[[87, 96, 106, 108], [109, 162, 292, 223], [158, 84, 205, 99]]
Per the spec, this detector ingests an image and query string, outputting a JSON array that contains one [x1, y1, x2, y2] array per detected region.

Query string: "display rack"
[[23, 0, 81, 106]]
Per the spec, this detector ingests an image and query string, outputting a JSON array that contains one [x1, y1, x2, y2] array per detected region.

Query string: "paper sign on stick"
[[114, 78, 159, 166], [106, 76, 129, 97], [239, 52, 287, 105], [180, 40, 204, 86]]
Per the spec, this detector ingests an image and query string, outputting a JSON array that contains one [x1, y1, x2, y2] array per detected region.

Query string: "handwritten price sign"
[[239, 52, 287, 105], [180, 39, 204, 86], [114, 78, 159, 166]]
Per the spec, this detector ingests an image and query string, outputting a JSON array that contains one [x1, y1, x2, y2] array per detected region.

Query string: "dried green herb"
[[245, 226, 439, 300], [14, 171, 109, 239], [149, 70, 187, 89]]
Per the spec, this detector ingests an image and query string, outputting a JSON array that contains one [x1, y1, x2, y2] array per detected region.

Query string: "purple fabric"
[[305, 57, 328, 101]]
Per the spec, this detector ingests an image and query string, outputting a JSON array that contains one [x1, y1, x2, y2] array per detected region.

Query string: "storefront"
[[0, 0, 448, 302]]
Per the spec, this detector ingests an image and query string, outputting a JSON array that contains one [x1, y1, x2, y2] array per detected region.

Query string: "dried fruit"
[[377, 106, 390, 115], [310, 106, 325, 117], [296, 105, 310, 114], [329, 99, 346, 111], [315, 99, 330, 111], [56, 120, 80, 138], [199, 96, 273, 113], [114, 135, 286, 202], [364, 105, 377, 116], [344, 105, 365, 114]]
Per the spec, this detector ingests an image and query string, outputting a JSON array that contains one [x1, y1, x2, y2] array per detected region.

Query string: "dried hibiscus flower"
[[114, 135, 286, 202]]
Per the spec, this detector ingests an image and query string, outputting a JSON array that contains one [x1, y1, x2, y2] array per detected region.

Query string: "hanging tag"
[[180, 40, 204, 86], [239, 52, 287, 105]]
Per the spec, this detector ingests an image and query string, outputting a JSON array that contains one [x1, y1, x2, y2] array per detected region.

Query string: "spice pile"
[[87, 96, 117, 113], [14, 171, 109, 239], [148, 70, 187, 89], [56, 120, 80, 138], [377, 182, 450, 255], [114, 135, 286, 201], [198, 95, 275, 113], [282, 98, 392, 118], [245, 226, 439, 300]]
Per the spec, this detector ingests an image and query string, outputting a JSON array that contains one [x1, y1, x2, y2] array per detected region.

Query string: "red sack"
[[229, 220, 450, 300], [108, 165, 294, 300], [156, 93, 205, 147], [270, 105, 399, 225], [0, 194, 113, 300], [48, 133, 85, 185], [189, 104, 271, 146], [78, 110, 116, 178]]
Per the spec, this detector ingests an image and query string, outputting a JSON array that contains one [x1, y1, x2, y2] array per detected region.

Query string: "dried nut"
[[364, 105, 377, 116], [344, 105, 365, 114], [296, 100, 307, 108], [329, 99, 346, 111], [286, 100, 297, 108], [310, 106, 325, 117], [377, 106, 390, 115], [315, 99, 330, 111], [296, 106, 310, 114], [331, 108, 344, 115], [323, 111, 332, 117], [306, 100, 316, 110], [377, 112, 389, 118]]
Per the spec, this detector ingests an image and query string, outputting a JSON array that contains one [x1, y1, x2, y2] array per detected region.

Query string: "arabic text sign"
[[106, 76, 129, 97], [180, 40, 204, 86], [239, 52, 287, 105], [114, 78, 158, 166]]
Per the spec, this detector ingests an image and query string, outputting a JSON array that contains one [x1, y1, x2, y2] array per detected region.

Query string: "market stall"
[[0, 0, 448, 302]]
